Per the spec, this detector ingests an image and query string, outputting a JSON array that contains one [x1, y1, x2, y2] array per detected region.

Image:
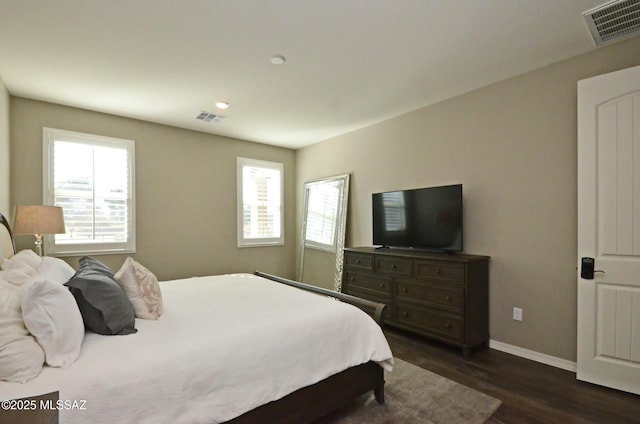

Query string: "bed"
[[0, 213, 393, 424]]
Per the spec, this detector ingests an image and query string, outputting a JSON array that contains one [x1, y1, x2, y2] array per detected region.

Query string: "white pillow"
[[114, 257, 163, 320], [0, 256, 75, 288], [30, 257, 76, 285], [0, 280, 45, 383], [21, 279, 84, 368], [1, 249, 42, 272], [0, 266, 37, 287]]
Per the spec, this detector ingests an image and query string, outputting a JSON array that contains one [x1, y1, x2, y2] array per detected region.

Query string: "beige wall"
[[10, 98, 296, 280], [0, 77, 9, 214], [296, 37, 640, 361]]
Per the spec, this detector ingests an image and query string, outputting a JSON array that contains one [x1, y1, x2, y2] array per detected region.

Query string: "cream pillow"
[[0, 280, 45, 383], [114, 257, 163, 320], [22, 279, 84, 368]]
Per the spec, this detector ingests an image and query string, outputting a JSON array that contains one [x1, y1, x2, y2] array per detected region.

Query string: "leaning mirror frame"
[[299, 173, 350, 292]]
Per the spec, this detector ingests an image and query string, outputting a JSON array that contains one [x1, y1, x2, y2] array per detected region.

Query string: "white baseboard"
[[489, 339, 577, 372]]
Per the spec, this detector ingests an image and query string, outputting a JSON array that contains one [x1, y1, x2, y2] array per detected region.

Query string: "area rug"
[[317, 358, 502, 424]]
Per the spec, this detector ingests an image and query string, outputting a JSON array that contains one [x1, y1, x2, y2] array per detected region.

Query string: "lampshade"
[[13, 205, 66, 235], [13, 205, 65, 256]]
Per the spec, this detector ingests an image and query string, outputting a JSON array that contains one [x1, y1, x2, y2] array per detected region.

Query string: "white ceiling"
[[0, 0, 608, 149]]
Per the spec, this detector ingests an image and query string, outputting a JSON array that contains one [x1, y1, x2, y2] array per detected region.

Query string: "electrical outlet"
[[513, 307, 523, 321]]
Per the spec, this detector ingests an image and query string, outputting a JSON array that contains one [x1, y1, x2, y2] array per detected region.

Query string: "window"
[[43, 128, 135, 256], [237, 157, 283, 247]]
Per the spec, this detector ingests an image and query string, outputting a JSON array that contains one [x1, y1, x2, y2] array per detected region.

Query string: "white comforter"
[[0, 273, 393, 424]]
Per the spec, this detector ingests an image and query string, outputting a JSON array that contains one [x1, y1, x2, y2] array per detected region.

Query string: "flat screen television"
[[372, 184, 463, 253]]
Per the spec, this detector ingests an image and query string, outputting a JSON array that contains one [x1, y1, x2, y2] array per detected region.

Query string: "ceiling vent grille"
[[196, 111, 225, 122], [583, 0, 640, 46]]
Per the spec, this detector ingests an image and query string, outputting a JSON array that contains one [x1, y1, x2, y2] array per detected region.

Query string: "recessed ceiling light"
[[215, 101, 230, 109], [270, 55, 286, 65]]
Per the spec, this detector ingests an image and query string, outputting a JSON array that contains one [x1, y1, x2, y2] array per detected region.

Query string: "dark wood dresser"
[[342, 247, 490, 358]]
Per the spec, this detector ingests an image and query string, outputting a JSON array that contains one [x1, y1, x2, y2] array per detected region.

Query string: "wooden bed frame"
[[0, 213, 388, 424]]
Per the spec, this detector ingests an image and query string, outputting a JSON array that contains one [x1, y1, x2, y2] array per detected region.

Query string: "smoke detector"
[[196, 111, 225, 123], [270, 54, 286, 65], [583, 0, 640, 46]]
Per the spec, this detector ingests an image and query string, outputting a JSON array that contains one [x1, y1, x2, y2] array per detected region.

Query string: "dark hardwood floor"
[[385, 328, 640, 424]]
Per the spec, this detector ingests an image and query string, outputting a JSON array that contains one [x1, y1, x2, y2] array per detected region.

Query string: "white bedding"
[[0, 273, 393, 424]]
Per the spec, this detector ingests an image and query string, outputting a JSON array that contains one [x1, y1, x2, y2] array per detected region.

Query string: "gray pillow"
[[64, 257, 137, 335]]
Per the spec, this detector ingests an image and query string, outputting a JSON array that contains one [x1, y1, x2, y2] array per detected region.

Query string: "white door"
[[577, 64, 640, 395]]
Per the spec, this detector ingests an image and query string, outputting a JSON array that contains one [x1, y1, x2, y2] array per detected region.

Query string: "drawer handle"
[[402, 288, 408, 293], [379, 283, 385, 289], [350, 277, 355, 282], [391, 264, 397, 269], [435, 269, 441, 275], [356, 259, 361, 264], [444, 322, 452, 329], [445, 295, 452, 301], [402, 312, 408, 317]]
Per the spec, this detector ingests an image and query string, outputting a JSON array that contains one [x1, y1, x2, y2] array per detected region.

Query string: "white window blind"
[[43, 128, 135, 255], [237, 157, 283, 247], [304, 181, 340, 251]]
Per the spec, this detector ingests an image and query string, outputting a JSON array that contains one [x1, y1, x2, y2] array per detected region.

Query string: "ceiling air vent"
[[196, 111, 225, 123], [583, 0, 640, 46]]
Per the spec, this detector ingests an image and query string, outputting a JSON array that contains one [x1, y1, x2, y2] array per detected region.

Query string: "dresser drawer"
[[344, 287, 391, 321], [395, 280, 464, 313], [344, 272, 391, 297], [395, 304, 463, 341], [344, 253, 374, 271], [415, 260, 464, 284], [375, 256, 412, 276]]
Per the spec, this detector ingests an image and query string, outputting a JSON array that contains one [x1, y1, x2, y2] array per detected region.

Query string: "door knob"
[[581, 257, 595, 279], [580, 257, 607, 279]]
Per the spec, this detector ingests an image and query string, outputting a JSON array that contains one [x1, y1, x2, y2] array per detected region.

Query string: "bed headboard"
[[0, 212, 16, 259]]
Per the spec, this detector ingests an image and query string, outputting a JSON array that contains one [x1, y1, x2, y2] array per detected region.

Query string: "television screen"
[[372, 184, 463, 252]]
